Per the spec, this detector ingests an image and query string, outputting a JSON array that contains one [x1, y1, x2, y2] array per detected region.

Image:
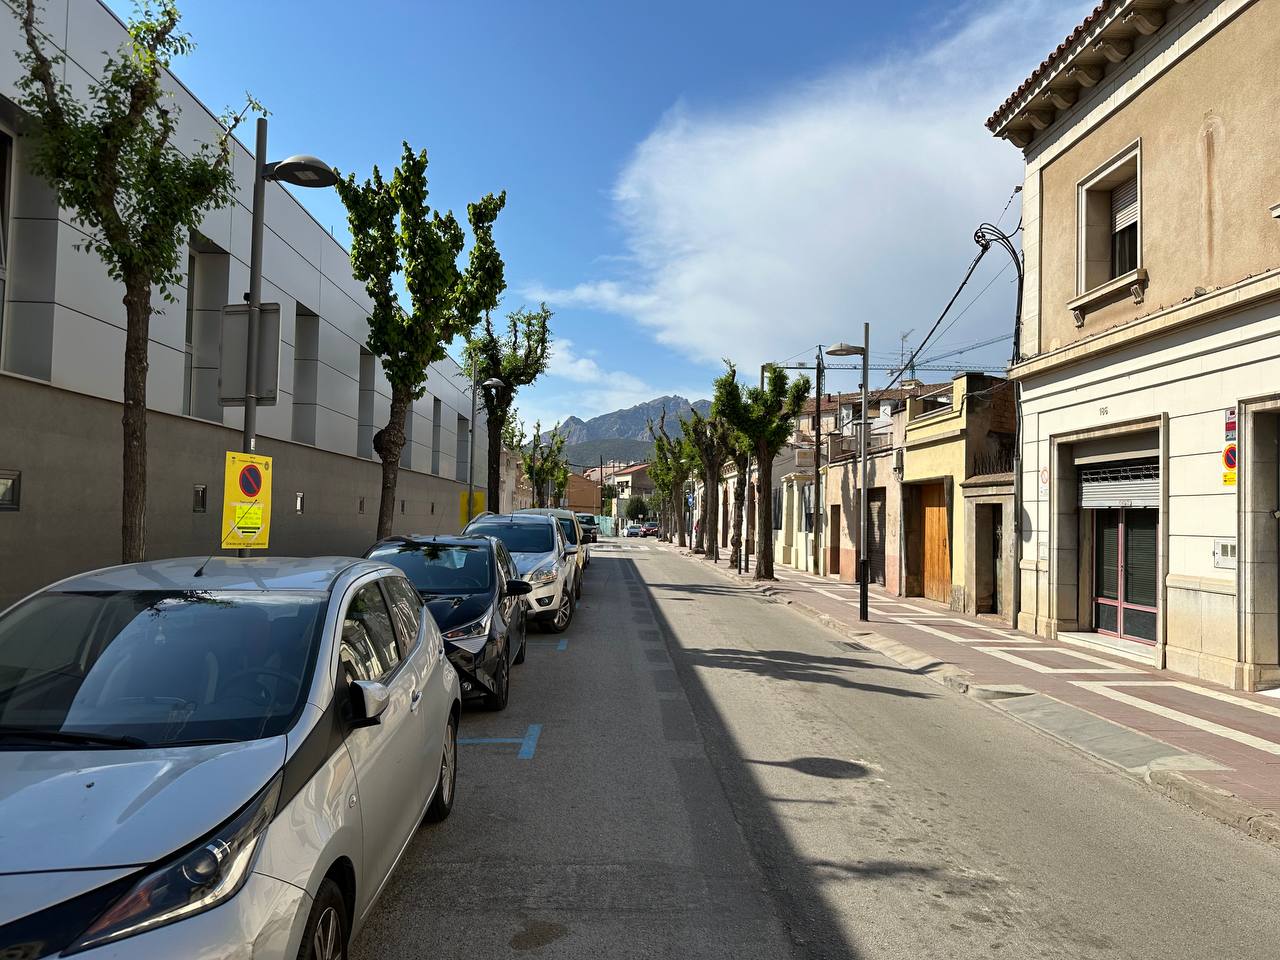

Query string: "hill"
[[562, 437, 656, 470], [543, 395, 711, 446]]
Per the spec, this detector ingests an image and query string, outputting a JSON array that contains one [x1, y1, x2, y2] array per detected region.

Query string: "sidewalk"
[[675, 543, 1280, 846]]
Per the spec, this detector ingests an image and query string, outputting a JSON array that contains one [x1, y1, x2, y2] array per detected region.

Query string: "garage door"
[[867, 490, 886, 586], [922, 484, 950, 604]]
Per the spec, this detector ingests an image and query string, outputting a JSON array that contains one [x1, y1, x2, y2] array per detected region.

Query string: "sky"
[[106, 0, 1092, 430]]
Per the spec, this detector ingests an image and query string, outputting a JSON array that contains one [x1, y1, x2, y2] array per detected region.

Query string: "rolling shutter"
[[1079, 460, 1159, 509], [1111, 178, 1138, 233]]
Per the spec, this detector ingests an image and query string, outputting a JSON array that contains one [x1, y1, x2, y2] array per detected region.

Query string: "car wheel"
[[485, 654, 510, 710], [513, 627, 527, 664], [424, 714, 457, 823], [297, 878, 348, 960], [547, 588, 574, 633]]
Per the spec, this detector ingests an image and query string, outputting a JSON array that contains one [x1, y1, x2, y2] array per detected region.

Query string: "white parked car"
[[465, 514, 577, 632], [0, 556, 460, 960]]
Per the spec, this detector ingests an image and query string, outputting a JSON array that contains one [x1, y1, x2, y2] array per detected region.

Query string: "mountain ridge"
[[542, 395, 712, 445]]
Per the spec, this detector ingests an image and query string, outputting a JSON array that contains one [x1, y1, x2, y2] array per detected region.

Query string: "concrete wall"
[[0, 374, 474, 609]]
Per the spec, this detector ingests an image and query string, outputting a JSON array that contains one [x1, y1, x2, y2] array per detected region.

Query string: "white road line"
[[1074, 680, 1280, 722], [885, 618, 1011, 646], [1071, 681, 1280, 756], [979, 646, 1136, 674]]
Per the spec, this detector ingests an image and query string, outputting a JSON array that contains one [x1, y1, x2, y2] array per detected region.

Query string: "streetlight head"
[[826, 341, 864, 357], [482, 377, 505, 389], [267, 155, 339, 188]]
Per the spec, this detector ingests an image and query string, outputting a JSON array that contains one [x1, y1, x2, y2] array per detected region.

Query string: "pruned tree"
[[683, 409, 733, 563], [337, 142, 477, 539], [464, 304, 552, 512], [648, 411, 695, 547], [521, 420, 567, 508], [715, 363, 810, 579], [14, 0, 255, 561], [712, 365, 755, 568]]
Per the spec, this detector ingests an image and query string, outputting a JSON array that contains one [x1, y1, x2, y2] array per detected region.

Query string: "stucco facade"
[[992, 0, 1280, 688]]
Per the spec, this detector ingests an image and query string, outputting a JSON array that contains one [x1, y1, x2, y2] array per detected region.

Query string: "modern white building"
[[0, 0, 487, 606]]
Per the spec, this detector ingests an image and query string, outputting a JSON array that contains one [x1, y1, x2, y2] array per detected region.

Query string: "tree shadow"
[[682, 647, 936, 699], [749, 756, 871, 779]]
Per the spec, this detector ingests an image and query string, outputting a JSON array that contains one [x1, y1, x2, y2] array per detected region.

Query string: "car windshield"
[[0, 590, 325, 748], [576, 514, 595, 525], [370, 542, 493, 594], [557, 519, 579, 544], [468, 522, 554, 554]]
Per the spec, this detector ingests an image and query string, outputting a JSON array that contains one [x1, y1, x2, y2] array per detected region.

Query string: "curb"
[[669, 545, 1280, 850]]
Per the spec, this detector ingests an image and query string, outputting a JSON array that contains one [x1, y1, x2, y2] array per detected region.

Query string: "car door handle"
[[410, 690, 422, 713]]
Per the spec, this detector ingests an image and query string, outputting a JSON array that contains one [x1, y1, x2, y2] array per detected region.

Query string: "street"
[[352, 542, 1280, 959]]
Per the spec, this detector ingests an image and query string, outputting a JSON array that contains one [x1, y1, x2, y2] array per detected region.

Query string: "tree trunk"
[[374, 384, 412, 540], [704, 465, 720, 563], [729, 466, 747, 568], [675, 478, 688, 548], [694, 484, 706, 553], [486, 407, 505, 513], [755, 441, 775, 579], [121, 280, 151, 563]]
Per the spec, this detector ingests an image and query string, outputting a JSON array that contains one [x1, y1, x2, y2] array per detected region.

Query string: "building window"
[[295, 491, 305, 514], [357, 348, 376, 460], [1079, 146, 1140, 292], [192, 483, 207, 513], [431, 397, 442, 474], [182, 250, 196, 415], [0, 130, 10, 347], [0, 469, 19, 510]]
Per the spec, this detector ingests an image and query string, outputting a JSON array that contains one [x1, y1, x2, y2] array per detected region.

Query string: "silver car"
[[0, 556, 460, 960], [464, 514, 577, 632]]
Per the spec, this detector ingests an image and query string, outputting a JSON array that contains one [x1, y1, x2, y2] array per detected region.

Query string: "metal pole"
[[239, 116, 268, 558], [859, 322, 870, 621], [813, 349, 823, 575], [465, 354, 477, 524]]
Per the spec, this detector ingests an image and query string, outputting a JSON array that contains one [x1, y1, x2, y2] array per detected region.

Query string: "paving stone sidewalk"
[[674, 543, 1280, 846]]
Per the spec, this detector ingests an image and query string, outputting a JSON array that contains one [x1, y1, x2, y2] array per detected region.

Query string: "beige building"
[[989, 0, 1280, 688]]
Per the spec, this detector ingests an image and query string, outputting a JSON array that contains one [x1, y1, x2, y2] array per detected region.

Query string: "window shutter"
[[1111, 178, 1138, 233]]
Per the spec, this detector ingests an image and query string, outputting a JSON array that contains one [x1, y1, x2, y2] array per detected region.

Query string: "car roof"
[[368, 534, 493, 552], [48, 556, 381, 594], [515, 508, 577, 519], [468, 513, 554, 526]]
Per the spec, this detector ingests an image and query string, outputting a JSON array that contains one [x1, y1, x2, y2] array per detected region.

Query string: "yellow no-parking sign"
[[221, 451, 273, 550]]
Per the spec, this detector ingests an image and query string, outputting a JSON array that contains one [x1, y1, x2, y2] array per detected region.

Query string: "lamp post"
[[827, 331, 870, 621], [465, 360, 504, 524], [240, 116, 337, 557]]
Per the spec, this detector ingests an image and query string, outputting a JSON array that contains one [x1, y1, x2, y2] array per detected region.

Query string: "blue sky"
[[108, 0, 1091, 429]]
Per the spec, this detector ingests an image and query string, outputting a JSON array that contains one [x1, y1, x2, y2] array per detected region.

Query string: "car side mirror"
[[565, 546, 578, 556], [349, 680, 390, 728], [506, 578, 532, 596]]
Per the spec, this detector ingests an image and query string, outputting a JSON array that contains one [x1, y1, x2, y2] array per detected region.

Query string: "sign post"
[[221, 451, 273, 551]]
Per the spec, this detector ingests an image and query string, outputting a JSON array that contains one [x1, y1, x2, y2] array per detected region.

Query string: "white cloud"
[[530, 0, 1089, 371], [547, 337, 648, 392]]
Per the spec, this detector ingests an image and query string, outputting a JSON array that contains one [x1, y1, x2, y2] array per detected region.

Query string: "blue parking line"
[[529, 638, 568, 651], [458, 723, 542, 760], [518, 723, 542, 759], [557, 638, 568, 651]]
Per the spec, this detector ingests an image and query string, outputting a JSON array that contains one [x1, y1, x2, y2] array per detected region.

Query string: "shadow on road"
[[748, 756, 871, 780], [681, 646, 937, 698]]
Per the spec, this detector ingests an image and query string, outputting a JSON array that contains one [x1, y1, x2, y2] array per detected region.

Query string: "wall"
[[0, 374, 473, 609]]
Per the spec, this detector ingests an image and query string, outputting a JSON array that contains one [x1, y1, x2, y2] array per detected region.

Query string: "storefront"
[[1080, 461, 1160, 645]]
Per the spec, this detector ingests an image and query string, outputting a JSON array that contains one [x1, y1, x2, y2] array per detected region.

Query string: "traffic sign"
[[1223, 442, 1238, 487], [222, 451, 273, 549]]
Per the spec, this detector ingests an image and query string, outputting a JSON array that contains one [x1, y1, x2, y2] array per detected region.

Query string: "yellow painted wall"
[[902, 381, 969, 590]]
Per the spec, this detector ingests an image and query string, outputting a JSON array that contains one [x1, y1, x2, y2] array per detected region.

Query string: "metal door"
[[1093, 508, 1158, 643], [868, 490, 887, 586]]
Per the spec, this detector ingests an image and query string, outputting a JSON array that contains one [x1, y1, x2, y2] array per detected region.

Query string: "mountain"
[[562, 438, 656, 469], [543, 396, 711, 446]]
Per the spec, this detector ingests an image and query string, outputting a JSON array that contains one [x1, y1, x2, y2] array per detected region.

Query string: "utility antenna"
[[899, 329, 915, 381]]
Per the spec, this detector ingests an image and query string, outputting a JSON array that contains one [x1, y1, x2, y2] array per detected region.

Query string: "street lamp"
[[826, 329, 870, 622], [239, 117, 337, 556], [465, 364, 505, 524]]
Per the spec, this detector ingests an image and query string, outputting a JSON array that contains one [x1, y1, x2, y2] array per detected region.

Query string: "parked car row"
[[0, 508, 596, 960]]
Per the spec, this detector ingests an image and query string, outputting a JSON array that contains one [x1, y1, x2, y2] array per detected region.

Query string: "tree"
[[15, 0, 253, 562], [683, 410, 734, 563], [712, 366, 756, 568], [715, 363, 810, 579], [337, 143, 475, 539], [464, 305, 552, 512], [521, 420, 567, 508], [626, 495, 649, 522], [648, 411, 695, 547]]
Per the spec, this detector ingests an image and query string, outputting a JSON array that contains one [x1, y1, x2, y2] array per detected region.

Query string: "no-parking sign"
[[1223, 442, 1237, 487], [222, 451, 273, 549]]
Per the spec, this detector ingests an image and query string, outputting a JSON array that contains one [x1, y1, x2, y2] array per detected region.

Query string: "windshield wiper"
[[0, 726, 148, 749]]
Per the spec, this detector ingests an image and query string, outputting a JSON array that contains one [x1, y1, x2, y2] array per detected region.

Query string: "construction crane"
[[917, 333, 1012, 366]]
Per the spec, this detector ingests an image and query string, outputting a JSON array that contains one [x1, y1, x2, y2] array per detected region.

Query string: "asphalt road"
[[352, 541, 1280, 959]]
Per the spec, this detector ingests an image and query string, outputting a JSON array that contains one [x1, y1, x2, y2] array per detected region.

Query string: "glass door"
[[1093, 508, 1158, 644]]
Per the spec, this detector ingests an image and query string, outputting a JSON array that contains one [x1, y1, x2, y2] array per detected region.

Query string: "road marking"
[[979, 646, 1135, 674], [1075, 680, 1280, 722], [887, 617, 1018, 646], [1072, 682, 1280, 756], [530, 638, 568, 651], [458, 723, 543, 759]]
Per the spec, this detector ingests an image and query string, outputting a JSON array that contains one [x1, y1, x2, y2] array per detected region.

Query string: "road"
[[352, 540, 1280, 959]]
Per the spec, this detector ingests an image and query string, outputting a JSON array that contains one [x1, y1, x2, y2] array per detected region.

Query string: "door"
[[991, 505, 1003, 616], [1093, 508, 1158, 643], [339, 579, 431, 900], [829, 505, 841, 576], [867, 490, 887, 586], [922, 484, 951, 603]]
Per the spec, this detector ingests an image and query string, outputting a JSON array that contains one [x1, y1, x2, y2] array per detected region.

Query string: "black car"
[[365, 535, 530, 710], [575, 513, 599, 544]]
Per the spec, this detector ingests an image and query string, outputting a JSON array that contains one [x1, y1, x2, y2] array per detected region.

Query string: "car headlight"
[[69, 773, 282, 952], [527, 564, 557, 585], [443, 613, 491, 643]]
